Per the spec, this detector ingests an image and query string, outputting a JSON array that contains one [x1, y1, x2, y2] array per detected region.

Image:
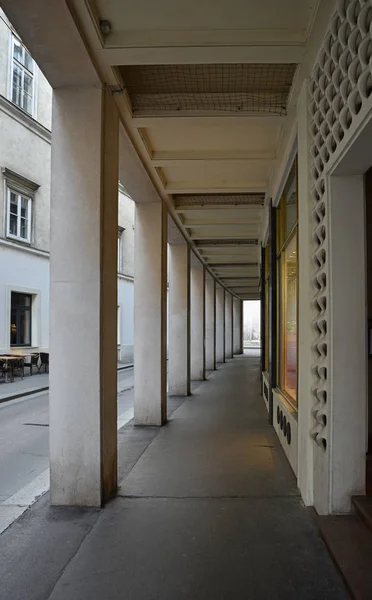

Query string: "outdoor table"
[[0, 356, 21, 383]]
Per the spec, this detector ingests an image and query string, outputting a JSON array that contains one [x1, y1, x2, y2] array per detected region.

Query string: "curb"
[[0, 364, 134, 404], [0, 386, 49, 405]]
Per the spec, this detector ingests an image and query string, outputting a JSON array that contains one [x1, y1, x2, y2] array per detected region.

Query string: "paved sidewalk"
[[0, 361, 133, 403], [0, 355, 349, 600]]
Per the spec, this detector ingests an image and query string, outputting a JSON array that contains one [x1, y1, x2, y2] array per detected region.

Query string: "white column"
[[225, 292, 233, 359], [50, 86, 119, 507], [205, 276, 216, 370], [215, 284, 225, 363], [134, 202, 167, 426], [233, 297, 241, 354], [190, 264, 205, 380], [168, 243, 190, 395], [239, 300, 244, 354]]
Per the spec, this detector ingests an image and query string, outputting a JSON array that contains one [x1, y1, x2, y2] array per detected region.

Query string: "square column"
[[225, 292, 233, 359], [50, 86, 119, 507], [233, 297, 242, 354], [190, 264, 205, 380], [240, 300, 244, 354], [215, 284, 225, 363], [134, 202, 168, 425], [205, 276, 216, 370], [168, 243, 190, 395]]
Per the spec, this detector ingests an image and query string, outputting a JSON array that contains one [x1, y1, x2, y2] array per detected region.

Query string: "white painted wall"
[[118, 187, 135, 278], [0, 17, 135, 360], [118, 276, 134, 362]]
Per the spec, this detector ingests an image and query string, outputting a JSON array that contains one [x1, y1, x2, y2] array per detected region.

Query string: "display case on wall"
[[277, 159, 298, 409]]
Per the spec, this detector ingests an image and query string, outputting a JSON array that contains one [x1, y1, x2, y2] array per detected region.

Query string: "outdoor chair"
[[0, 360, 10, 381], [39, 353, 49, 374], [12, 358, 24, 380], [24, 354, 39, 376]]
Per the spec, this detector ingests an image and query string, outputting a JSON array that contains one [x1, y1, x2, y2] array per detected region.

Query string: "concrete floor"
[[0, 354, 349, 600]]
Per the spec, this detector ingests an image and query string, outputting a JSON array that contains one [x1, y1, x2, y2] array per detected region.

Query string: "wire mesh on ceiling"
[[119, 64, 297, 116], [174, 193, 265, 207]]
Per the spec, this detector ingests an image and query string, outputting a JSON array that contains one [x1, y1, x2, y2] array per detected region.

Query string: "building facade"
[[0, 10, 134, 360]]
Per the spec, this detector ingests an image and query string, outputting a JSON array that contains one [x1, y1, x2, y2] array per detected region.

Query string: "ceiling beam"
[[106, 27, 306, 47], [175, 206, 264, 216], [105, 42, 304, 67], [151, 150, 276, 162], [183, 219, 262, 227], [189, 230, 260, 240], [166, 184, 267, 194], [131, 115, 286, 128], [151, 155, 275, 167], [230, 288, 259, 292]]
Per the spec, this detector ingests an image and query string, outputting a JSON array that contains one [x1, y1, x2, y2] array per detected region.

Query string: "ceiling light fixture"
[[99, 20, 111, 36]]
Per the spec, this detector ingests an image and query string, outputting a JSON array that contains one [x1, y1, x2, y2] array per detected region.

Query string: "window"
[[277, 158, 298, 408], [10, 36, 34, 115], [7, 188, 32, 243], [118, 227, 124, 273], [11, 292, 32, 346]]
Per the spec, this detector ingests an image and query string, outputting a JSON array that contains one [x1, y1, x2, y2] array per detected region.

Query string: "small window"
[[11, 292, 32, 346], [117, 305, 121, 344], [118, 227, 124, 273], [11, 36, 34, 115], [7, 188, 32, 243]]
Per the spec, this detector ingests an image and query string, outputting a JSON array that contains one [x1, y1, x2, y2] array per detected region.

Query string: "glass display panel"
[[281, 233, 297, 406]]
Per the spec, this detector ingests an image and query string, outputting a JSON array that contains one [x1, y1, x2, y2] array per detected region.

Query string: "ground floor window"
[[10, 292, 32, 346]]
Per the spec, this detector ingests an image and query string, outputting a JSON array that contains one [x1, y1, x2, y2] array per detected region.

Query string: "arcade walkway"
[[0, 355, 349, 600]]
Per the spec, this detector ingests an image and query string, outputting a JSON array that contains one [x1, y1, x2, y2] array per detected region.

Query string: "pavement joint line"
[[0, 405, 135, 536]]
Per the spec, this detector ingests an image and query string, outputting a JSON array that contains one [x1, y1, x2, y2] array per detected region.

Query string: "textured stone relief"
[[309, 0, 372, 449]]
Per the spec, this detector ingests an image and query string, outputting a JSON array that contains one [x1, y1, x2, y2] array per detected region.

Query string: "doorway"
[[243, 300, 261, 357], [365, 167, 372, 493]]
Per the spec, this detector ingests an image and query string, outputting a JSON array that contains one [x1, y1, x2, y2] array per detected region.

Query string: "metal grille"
[[120, 64, 297, 116], [174, 193, 265, 207]]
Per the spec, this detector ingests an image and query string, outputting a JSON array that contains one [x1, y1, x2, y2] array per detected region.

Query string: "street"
[[0, 368, 134, 504]]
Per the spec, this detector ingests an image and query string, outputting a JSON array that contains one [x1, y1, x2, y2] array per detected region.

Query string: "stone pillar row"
[[50, 86, 244, 508]]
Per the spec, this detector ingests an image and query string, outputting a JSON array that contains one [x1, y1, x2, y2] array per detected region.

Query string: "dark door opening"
[[365, 167, 372, 493]]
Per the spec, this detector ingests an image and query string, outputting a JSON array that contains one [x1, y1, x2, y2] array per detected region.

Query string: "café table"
[[0, 356, 22, 383]]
